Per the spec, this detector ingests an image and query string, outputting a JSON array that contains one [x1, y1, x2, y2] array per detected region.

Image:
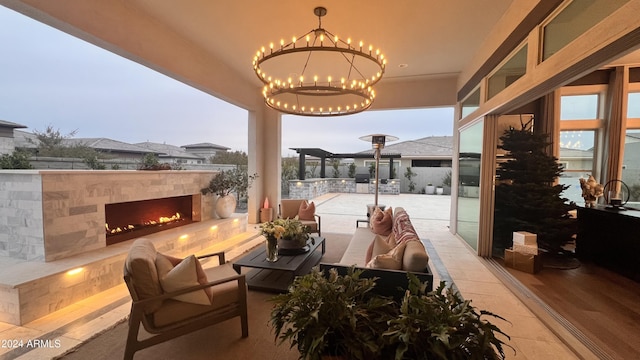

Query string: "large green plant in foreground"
[[270, 267, 510, 360], [493, 121, 576, 254]]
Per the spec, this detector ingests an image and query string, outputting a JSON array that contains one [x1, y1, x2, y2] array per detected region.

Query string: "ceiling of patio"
[[126, 0, 514, 86], [1, 0, 517, 108]]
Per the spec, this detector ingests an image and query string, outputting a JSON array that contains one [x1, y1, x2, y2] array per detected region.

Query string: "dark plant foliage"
[[270, 268, 511, 360], [348, 162, 357, 178], [493, 120, 577, 254], [138, 153, 173, 170], [201, 167, 258, 197], [404, 166, 417, 193], [383, 275, 510, 360], [209, 150, 248, 165], [0, 150, 33, 169]]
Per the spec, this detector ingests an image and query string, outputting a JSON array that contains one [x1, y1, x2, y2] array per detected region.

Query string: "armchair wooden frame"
[[123, 252, 248, 360]]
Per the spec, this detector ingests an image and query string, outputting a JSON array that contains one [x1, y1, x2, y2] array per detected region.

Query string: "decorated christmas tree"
[[493, 118, 577, 255]]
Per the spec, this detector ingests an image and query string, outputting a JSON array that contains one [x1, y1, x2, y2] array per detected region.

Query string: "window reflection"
[[622, 130, 640, 205], [457, 121, 483, 250]]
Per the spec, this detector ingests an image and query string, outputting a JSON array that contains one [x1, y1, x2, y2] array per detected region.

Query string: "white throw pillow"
[[157, 255, 211, 306], [366, 241, 407, 270]]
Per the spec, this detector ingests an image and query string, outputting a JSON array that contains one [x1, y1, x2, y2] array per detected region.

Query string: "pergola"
[[291, 148, 401, 180]]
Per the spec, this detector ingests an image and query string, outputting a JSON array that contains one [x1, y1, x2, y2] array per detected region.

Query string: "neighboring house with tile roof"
[[135, 142, 206, 164], [0, 120, 27, 155], [353, 136, 454, 192], [7, 128, 228, 169], [62, 138, 157, 160], [181, 142, 230, 160]]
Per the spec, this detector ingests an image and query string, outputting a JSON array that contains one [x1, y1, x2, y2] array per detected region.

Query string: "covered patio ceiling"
[[0, 0, 515, 112]]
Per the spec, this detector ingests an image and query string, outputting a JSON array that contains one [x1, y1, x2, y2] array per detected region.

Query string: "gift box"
[[513, 243, 539, 255], [504, 248, 542, 274], [513, 231, 537, 245]]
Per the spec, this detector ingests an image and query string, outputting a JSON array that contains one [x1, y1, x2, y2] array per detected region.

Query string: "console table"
[[576, 205, 640, 282]]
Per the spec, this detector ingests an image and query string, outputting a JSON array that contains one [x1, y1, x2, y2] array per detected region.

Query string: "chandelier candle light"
[[252, 6, 386, 117]]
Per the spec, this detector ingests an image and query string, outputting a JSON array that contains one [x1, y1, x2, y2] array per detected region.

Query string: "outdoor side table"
[[232, 236, 325, 292]]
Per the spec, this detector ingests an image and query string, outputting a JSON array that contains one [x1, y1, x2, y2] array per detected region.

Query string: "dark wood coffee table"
[[232, 236, 325, 292]]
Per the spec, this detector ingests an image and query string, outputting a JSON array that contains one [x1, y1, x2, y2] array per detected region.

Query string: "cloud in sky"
[[0, 6, 453, 155]]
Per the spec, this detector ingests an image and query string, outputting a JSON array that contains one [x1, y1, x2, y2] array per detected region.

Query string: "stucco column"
[[248, 106, 281, 224]]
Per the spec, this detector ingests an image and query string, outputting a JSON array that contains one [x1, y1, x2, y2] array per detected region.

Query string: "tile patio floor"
[[0, 193, 579, 359]]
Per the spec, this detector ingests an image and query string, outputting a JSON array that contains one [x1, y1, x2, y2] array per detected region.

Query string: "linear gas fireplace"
[[105, 195, 196, 245]]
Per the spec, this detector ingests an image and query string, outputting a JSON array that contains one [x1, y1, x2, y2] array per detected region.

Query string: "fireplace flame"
[[105, 212, 183, 235]]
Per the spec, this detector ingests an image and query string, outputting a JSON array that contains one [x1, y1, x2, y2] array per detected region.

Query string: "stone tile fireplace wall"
[[0, 170, 217, 262]]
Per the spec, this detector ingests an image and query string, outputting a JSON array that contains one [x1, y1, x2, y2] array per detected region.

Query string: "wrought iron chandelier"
[[252, 7, 386, 117]]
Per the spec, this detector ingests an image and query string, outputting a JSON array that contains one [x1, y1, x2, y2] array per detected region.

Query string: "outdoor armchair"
[[279, 199, 321, 236], [123, 238, 248, 360]]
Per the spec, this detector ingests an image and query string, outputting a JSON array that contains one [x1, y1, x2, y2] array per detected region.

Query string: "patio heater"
[[359, 134, 398, 211]]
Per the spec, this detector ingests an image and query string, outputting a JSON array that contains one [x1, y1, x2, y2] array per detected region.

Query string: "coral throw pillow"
[[298, 200, 316, 220], [156, 254, 212, 305], [371, 207, 393, 236]]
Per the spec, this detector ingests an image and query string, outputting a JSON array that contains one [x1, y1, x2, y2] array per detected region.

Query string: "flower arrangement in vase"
[[260, 217, 311, 257]]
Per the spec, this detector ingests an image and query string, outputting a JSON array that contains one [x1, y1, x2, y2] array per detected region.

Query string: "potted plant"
[[425, 183, 435, 195], [201, 168, 258, 218], [382, 275, 511, 359], [270, 267, 397, 360], [270, 268, 511, 360], [442, 170, 452, 195]]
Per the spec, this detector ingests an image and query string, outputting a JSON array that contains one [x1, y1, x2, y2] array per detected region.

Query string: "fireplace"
[[105, 195, 196, 245]]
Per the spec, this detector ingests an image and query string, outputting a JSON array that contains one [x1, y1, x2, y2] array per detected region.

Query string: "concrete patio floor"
[[0, 193, 580, 359]]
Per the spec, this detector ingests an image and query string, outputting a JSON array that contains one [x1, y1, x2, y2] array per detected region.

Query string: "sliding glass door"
[[456, 121, 484, 250]]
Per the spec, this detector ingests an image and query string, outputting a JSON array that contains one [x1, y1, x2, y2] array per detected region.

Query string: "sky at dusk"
[[0, 6, 453, 156]]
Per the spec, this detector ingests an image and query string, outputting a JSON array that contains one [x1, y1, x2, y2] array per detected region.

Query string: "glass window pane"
[[559, 130, 596, 205], [487, 45, 528, 100], [628, 92, 640, 118], [621, 130, 640, 205], [461, 88, 480, 118], [560, 95, 599, 120], [542, 0, 629, 60], [457, 121, 483, 251]]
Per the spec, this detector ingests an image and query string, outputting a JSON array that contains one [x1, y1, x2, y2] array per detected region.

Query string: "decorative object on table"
[[579, 175, 604, 208], [603, 179, 630, 210], [260, 197, 274, 223], [261, 217, 312, 256], [493, 117, 577, 255], [200, 168, 258, 218], [270, 267, 511, 360], [252, 6, 386, 117], [265, 235, 278, 262], [359, 134, 398, 207]]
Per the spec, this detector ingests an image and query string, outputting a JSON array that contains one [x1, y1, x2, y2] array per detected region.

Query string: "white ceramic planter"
[[215, 194, 237, 219]]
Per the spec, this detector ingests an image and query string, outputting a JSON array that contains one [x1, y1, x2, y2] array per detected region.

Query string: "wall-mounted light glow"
[[66, 267, 83, 276], [210, 225, 218, 231], [296, 182, 302, 186], [233, 219, 239, 223], [179, 234, 189, 240]]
